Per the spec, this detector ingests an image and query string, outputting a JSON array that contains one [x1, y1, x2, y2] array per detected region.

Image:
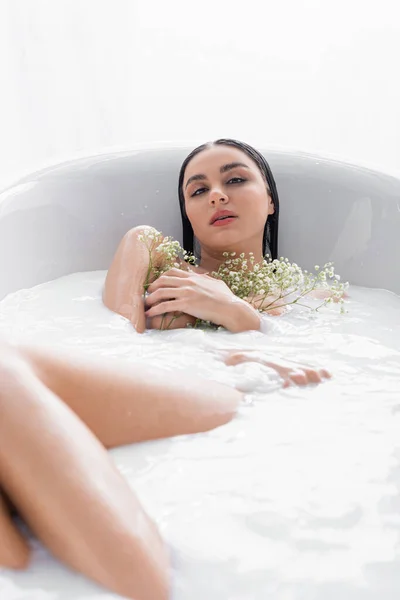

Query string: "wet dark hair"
[[178, 138, 280, 259]]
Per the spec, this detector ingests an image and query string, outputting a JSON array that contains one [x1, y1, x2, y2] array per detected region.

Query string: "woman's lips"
[[211, 216, 238, 227], [210, 210, 238, 225]]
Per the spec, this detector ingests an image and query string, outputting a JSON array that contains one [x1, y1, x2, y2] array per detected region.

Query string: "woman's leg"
[[0, 351, 169, 600], [0, 492, 30, 569], [22, 342, 240, 448], [0, 340, 240, 597]]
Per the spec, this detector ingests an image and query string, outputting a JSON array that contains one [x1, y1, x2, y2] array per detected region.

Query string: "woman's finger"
[[145, 299, 184, 318], [303, 368, 322, 384], [162, 268, 191, 278], [147, 275, 190, 294], [288, 371, 308, 386], [146, 287, 184, 307], [320, 368, 332, 379]]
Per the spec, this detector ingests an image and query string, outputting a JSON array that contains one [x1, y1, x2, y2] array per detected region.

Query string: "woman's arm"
[[103, 226, 196, 332], [103, 226, 159, 332], [218, 296, 263, 332], [103, 229, 279, 333]]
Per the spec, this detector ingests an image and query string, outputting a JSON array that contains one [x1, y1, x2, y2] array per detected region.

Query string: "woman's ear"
[[267, 192, 275, 215]]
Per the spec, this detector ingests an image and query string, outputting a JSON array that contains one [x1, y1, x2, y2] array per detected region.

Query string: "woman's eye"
[[191, 187, 207, 197], [227, 177, 246, 185]]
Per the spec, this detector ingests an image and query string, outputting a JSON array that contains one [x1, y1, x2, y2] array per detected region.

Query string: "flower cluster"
[[137, 229, 348, 328], [211, 252, 348, 314], [137, 228, 195, 291]]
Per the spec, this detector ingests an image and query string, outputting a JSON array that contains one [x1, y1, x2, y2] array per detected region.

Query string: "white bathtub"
[[0, 147, 399, 300], [1, 148, 400, 600]]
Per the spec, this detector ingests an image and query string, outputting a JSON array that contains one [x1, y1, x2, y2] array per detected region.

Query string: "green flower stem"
[[164, 312, 184, 330]]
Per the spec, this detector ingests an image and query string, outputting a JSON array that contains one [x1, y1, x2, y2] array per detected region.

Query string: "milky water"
[[0, 271, 400, 600]]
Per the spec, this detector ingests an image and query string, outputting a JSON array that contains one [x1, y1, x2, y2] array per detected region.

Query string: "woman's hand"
[[145, 268, 234, 326], [223, 350, 331, 387], [145, 269, 261, 332]]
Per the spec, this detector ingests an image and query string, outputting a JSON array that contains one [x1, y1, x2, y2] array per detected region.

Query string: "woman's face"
[[183, 145, 274, 254]]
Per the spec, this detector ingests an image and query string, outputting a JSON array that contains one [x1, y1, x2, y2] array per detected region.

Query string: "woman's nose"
[[209, 188, 228, 205]]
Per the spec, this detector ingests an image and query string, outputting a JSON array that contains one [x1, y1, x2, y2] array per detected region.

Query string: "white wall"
[[0, 0, 399, 189]]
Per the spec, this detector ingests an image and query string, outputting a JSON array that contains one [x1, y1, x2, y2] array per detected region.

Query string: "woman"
[[103, 138, 330, 381], [103, 139, 280, 334], [0, 141, 330, 600]]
